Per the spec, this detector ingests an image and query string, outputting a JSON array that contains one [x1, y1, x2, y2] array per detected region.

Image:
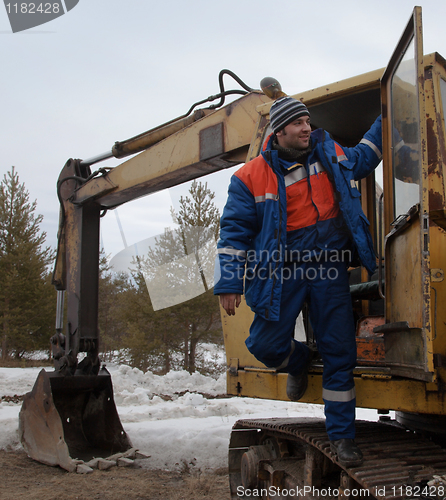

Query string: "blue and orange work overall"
[[214, 117, 382, 440]]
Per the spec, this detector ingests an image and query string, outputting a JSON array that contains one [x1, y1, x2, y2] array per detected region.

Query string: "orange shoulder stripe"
[[234, 156, 278, 200], [335, 142, 348, 161]]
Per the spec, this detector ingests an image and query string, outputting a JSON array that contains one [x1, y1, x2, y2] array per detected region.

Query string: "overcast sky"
[[2, 0, 446, 264]]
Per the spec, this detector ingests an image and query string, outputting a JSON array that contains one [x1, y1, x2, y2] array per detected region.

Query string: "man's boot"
[[330, 439, 363, 467], [286, 350, 313, 401]]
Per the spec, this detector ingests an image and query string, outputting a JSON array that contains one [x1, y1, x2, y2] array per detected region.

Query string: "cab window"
[[391, 37, 421, 217]]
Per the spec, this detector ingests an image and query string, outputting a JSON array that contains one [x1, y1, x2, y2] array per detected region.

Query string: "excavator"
[[18, 5, 446, 498]]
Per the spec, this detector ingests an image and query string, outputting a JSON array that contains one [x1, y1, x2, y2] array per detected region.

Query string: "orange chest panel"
[[286, 170, 339, 231]]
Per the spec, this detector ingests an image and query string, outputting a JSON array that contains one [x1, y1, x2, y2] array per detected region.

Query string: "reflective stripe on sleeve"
[[335, 143, 348, 162], [360, 138, 382, 160], [322, 387, 356, 402], [255, 193, 279, 203], [217, 247, 247, 258]]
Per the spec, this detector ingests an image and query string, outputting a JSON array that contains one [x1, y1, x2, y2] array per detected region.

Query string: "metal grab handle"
[[378, 193, 385, 299]]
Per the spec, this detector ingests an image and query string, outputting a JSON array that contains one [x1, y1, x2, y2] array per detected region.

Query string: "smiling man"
[[215, 96, 382, 467]]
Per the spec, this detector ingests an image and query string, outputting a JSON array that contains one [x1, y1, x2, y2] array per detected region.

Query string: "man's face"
[[276, 116, 311, 150]]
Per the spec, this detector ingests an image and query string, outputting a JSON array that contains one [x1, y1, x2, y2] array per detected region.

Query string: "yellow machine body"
[[225, 48, 446, 418]]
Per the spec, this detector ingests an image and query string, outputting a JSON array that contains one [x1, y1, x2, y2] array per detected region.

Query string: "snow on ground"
[[0, 364, 381, 473]]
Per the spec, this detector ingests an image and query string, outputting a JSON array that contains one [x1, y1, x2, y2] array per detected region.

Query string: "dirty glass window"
[[441, 78, 446, 138], [391, 37, 421, 218]]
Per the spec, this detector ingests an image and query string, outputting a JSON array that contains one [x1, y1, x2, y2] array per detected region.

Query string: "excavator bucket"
[[19, 366, 132, 471]]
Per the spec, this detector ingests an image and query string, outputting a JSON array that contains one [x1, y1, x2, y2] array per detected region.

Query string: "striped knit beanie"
[[269, 97, 310, 133]]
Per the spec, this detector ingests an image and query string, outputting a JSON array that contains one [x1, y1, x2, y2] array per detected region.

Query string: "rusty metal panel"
[[386, 219, 423, 327], [357, 316, 385, 337], [429, 223, 446, 360], [357, 338, 386, 366], [426, 55, 446, 228], [356, 316, 386, 366]]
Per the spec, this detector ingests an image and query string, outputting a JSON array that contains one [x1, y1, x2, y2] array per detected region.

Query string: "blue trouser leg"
[[245, 259, 357, 441], [245, 263, 311, 375], [307, 260, 357, 440]]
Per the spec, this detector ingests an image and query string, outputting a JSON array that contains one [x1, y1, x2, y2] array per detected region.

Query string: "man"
[[214, 96, 382, 467]]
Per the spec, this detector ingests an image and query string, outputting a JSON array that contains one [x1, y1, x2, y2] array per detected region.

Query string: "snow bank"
[[0, 364, 379, 472], [111, 364, 226, 405], [0, 367, 46, 397]]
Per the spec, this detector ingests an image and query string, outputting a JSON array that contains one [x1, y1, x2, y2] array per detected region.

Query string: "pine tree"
[[113, 262, 178, 373], [98, 250, 140, 363], [98, 251, 122, 360], [138, 180, 222, 374], [0, 167, 55, 359]]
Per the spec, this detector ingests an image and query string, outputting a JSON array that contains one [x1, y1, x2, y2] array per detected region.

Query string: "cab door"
[[379, 6, 433, 381]]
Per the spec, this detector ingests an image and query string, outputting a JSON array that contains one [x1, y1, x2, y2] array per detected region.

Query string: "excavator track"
[[229, 418, 446, 499]]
